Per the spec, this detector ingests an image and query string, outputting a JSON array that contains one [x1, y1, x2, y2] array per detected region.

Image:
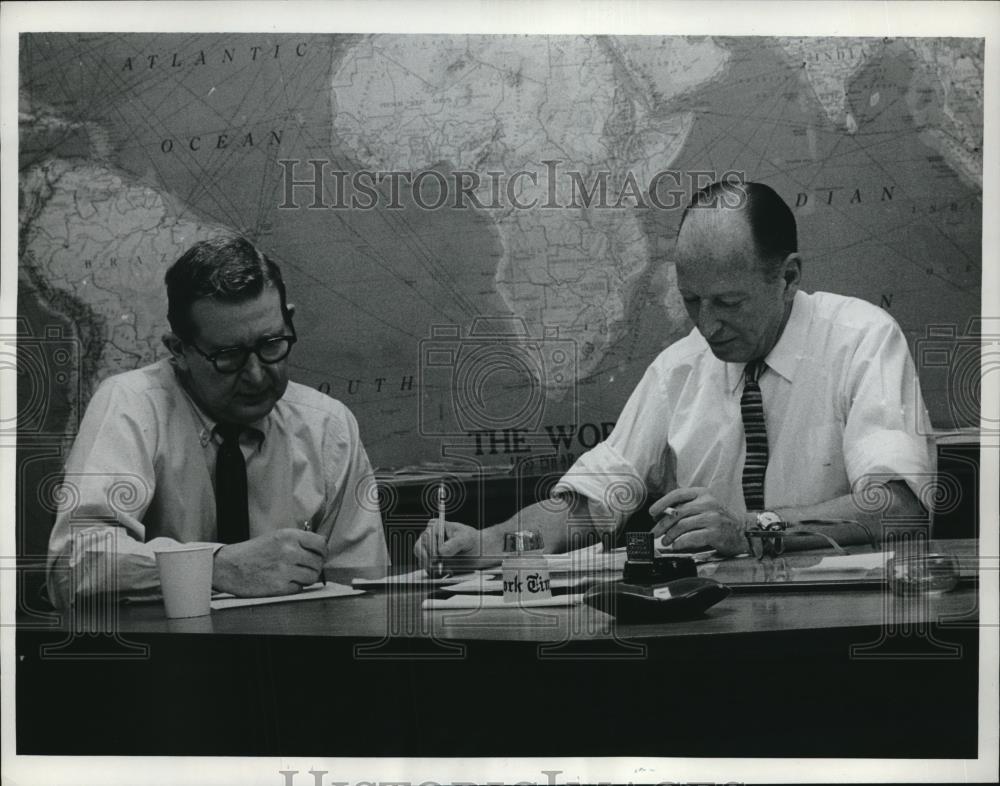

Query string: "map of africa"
[[18, 34, 983, 471]]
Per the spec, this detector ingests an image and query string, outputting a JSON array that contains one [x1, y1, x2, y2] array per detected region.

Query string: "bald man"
[[415, 181, 935, 564]]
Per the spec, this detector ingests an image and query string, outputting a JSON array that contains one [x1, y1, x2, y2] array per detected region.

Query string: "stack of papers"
[[541, 544, 626, 573], [211, 581, 363, 610]]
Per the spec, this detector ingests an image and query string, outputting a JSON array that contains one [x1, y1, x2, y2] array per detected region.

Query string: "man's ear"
[[162, 332, 190, 371], [781, 253, 802, 298]]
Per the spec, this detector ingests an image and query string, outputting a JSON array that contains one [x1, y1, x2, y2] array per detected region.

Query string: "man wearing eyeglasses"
[[46, 237, 388, 606]]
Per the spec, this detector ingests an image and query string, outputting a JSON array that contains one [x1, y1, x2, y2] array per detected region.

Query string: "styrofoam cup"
[[155, 545, 214, 618]]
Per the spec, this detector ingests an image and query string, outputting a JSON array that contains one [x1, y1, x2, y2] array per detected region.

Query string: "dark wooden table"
[[16, 539, 984, 758]]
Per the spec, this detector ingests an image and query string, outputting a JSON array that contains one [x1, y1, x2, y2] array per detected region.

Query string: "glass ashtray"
[[503, 530, 544, 553], [886, 553, 960, 595]]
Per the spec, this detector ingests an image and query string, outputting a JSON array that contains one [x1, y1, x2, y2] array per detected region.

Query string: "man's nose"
[[696, 303, 723, 339], [241, 353, 267, 385]]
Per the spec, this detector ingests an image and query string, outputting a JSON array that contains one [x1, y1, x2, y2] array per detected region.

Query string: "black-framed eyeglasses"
[[188, 332, 297, 374]]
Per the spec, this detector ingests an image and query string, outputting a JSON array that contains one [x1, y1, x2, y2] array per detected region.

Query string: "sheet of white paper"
[[422, 593, 585, 610], [351, 569, 480, 587], [211, 581, 363, 610], [542, 546, 626, 573], [796, 551, 894, 573]]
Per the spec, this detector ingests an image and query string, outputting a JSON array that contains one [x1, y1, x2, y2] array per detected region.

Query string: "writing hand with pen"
[[300, 520, 328, 586], [211, 525, 329, 597], [413, 482, 499, 578], [650, 487, 750, 557], [413, 519, 509, 577], [413, 482, 472, 578]]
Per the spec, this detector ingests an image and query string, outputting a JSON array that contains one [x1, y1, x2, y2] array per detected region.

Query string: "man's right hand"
[[212, 529, 328, 597], [413, 519, 482, 571]]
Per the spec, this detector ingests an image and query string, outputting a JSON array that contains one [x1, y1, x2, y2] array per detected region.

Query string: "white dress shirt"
[[46, 359, 388, 606], [554, 290, 936, 526]]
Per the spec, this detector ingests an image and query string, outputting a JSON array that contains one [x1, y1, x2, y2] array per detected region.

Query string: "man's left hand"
[[649, 487, 750, 557]]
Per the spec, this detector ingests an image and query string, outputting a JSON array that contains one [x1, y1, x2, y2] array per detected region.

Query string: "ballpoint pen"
[[301, 519, 327, 586]]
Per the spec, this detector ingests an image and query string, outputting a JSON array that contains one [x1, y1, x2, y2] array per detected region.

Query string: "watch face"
[[757, 511, 785, 531]]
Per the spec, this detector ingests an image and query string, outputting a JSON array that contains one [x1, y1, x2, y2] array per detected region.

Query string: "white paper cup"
[[155, 545, 214, 618]]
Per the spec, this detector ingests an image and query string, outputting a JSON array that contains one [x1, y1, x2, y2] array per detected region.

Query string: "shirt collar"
[[721, 289, 810, 393], [169, 361, 268, 449], [212, 421, 266, 450], [764, 289, 809, 384]]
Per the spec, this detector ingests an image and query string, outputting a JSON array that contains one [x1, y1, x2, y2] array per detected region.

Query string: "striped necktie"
[[215, 423, 250, 543], [740, 360, 768, 511]]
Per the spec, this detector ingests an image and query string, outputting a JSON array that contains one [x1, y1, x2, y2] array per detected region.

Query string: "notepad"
[[542, 544, 626, 573], [211, 581, 363, 610], [422, 593, 585, 610]]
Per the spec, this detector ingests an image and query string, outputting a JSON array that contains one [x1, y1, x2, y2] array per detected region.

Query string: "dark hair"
[[680, 180, 798, 280], [165, 236, 291, 342]]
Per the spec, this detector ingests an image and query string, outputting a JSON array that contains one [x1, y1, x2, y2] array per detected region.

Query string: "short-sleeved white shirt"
[[554, 290, 936, 524]]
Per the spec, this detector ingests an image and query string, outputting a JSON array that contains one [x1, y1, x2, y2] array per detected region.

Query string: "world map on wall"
[[18, 34, 983, 471]]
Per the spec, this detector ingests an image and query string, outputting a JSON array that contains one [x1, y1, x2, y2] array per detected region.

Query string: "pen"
[[430, 481, 449, 580], [301, 519, 327, 586]]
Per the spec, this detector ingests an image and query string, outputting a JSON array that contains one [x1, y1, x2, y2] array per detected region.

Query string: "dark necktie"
[[215, 423, 250, 543], [740, 360, 768, 511]]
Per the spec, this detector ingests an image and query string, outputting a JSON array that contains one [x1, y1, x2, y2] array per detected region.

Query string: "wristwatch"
[[746, 510, 787, 558], [755, 511, 786, 531]]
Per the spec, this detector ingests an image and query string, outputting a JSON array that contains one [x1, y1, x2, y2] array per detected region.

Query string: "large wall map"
[[18, 34, 983, 472]]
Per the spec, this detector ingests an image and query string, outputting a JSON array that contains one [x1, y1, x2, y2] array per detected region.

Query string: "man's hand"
[[413, 519, 481, 571], [212, 529, 328, 597], [649, 487, 750, 557]]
